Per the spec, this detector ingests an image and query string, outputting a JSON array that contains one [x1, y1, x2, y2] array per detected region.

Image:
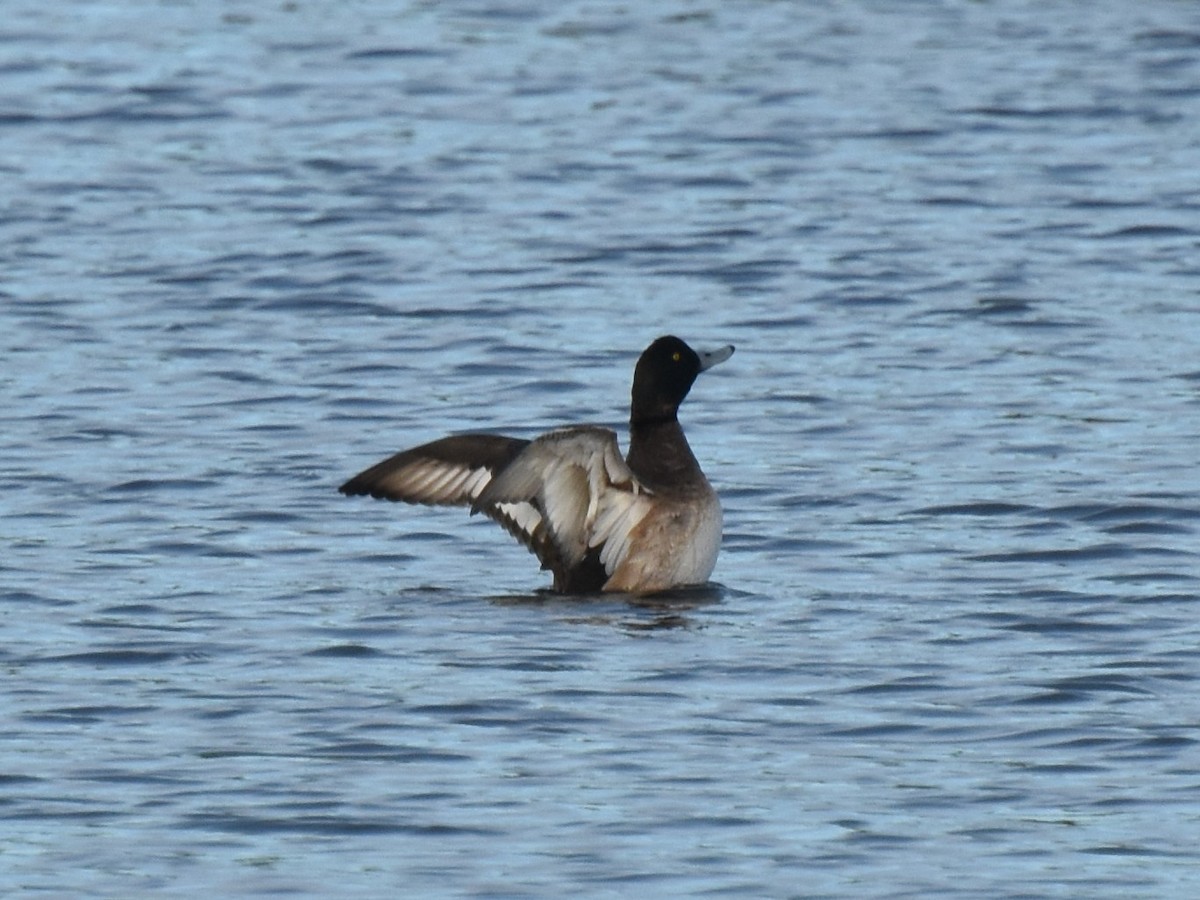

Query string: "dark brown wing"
[[340, 433, 566, 574], [339, 434, 529, 504]]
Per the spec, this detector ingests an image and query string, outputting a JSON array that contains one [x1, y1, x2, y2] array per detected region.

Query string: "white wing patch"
[[475, 426, 652, 578], [459, 466, 493, 501], [494, 501, 543, 543], [588, 488, 647, 573], [389, 459, 548, 550], [371, 458, 497, 506]]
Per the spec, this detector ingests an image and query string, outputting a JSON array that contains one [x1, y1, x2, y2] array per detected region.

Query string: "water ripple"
[[4, 1, 1200, 897]]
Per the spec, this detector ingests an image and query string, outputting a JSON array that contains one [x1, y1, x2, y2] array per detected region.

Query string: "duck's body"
[[339, 336, 733, 595]]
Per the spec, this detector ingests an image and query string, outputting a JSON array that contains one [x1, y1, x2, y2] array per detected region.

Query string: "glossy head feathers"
[[630, 336, 734, 425]]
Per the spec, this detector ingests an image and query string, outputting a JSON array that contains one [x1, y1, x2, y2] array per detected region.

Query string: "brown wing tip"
[[338, 477, 370, 497], [338, 475, 404, 500]]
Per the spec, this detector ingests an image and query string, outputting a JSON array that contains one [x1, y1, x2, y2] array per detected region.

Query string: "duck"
[[339, 335, 734, 594]]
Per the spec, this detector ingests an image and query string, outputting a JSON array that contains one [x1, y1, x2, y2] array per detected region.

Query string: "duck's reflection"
[[489, 582, 726, 631]]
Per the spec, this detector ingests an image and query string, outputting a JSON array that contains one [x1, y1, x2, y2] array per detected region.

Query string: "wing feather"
[[339, 434, 529, 505], [591, 489, 650, 573], [474, 426, 652, 582], [340, 433, 566, 572], [341, 428, 654, 589]]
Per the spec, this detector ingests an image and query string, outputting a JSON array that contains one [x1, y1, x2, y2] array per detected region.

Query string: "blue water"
[[4, 1, 1200, 896]]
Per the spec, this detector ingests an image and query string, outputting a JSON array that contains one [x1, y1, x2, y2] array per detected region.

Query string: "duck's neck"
[[627, 415, 701, 488]]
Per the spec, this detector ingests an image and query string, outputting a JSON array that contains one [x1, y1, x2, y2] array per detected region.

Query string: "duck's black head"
[[630, 335, 734, 425]]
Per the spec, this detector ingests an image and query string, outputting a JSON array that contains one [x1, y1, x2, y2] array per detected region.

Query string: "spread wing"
[[472, 426, 654, 582], [338, 434, 549, 557]]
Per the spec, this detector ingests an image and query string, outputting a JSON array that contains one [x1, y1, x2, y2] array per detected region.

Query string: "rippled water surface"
[[4, 1, 1200, 896]]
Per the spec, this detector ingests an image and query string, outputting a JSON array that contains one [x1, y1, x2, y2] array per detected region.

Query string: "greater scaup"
[[339, 335, 734, 594]]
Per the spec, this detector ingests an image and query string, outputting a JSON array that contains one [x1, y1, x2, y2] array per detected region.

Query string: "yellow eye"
[[672, 352, 681, 362]]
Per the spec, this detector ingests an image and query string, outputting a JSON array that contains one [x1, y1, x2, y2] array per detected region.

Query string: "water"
[[3, 0, 1200, 896]]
